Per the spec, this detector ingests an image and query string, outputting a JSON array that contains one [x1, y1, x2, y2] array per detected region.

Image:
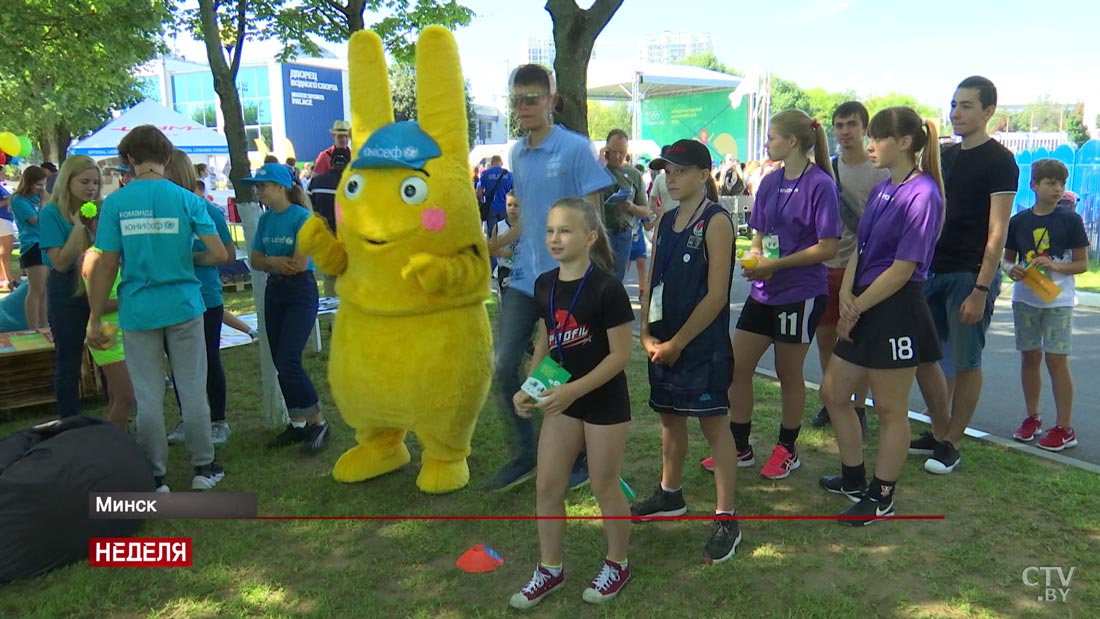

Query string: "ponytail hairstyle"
[[868, 106, 946, 234], [867, 106, 945, 198], [288, 184, 313, 211], [704, 174, 720, 202], [164, 148, 198, 192], [15, 166, 47, 196], [770, 109, 835, 180], [549, 197, 614, 274]]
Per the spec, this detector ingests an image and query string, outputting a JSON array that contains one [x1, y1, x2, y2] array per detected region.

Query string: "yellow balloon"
[[0, 132, 19, 157]]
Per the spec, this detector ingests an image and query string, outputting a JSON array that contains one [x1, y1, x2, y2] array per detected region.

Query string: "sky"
[[169, 0, 1100, 114]]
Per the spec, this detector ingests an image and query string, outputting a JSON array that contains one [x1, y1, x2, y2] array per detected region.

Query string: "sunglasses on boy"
[[509, 93, 550, 108]]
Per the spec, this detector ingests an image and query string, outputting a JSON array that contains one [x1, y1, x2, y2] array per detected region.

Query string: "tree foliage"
[[275, 0, 473, 63], [1066, 104, 1091, 148], [0, 0, 169, 162], [677, 52, 740, 76], [586, 101, 632, 141], [389, 62, 478, 149]]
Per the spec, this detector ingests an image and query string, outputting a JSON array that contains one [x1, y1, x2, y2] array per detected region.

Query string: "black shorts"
[[736, 295, 826, 344], [833, 282, 942, 369], [19, 244, 43, 269]]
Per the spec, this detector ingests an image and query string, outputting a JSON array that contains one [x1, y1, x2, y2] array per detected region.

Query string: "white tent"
[[70, 100, 230, 157]]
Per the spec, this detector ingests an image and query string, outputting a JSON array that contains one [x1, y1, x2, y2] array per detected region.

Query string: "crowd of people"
[[0, 66, 1089, 609]]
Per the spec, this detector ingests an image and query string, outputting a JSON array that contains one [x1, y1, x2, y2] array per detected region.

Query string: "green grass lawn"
[[0, 292, 1097, 618]]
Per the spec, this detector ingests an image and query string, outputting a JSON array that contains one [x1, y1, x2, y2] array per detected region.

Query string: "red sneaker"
[[509, 565, 565, 609], [700, 446, 755, 473], [582, 559, 631, 604], [1037, 426, 1078, 452], [760, 444, 800, 480], [1013, 416, 1043, 442]]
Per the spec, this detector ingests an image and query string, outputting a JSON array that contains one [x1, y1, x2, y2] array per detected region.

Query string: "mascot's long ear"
[[415, 26, 468, 163], [349, 30, 394, 152]]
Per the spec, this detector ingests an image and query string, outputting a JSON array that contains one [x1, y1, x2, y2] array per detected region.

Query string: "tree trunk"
[[346, 0, 366, 33], [545, 0, 623, 136], [36, 134, 52, 165], [52, 123, 71, 164], [197, 0, 254, 203]]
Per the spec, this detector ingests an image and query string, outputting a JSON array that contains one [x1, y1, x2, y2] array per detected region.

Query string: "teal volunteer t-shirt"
[[252, 204, 314, 270], [95, 179, 216, 331], [12, 194, 42, 248], [193, 202, 235, 309], [36, 202, 74, 269]]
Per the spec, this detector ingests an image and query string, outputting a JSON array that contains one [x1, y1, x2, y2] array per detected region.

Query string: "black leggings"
[[170, 305, 227, 422]]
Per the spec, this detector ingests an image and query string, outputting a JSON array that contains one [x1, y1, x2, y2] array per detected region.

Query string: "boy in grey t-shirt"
[[810, 102, 890, 429]]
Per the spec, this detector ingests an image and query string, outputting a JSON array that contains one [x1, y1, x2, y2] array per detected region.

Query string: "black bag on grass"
[[0, 416, 153, 583]]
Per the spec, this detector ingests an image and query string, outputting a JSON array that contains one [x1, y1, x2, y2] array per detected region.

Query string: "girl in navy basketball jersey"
[[509, 198, 635, 609], [630, 139, 741, 566], [819, 107, 946, 524], [724, 110, 841, 481]]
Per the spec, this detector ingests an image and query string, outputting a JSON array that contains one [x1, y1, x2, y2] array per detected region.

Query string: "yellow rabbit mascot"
[[297, 26, 492, 494]]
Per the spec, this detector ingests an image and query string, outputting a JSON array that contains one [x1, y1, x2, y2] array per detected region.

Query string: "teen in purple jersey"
[[724, 109, 841, 481], [819, 107, 947, 525]]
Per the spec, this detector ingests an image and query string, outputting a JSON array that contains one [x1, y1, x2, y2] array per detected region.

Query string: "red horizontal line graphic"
[[253, 515, 944, 521]]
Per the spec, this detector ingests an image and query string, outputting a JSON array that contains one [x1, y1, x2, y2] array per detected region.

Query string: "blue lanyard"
[[652, 196, 708, 287], [549, 264, 593, 362], [767, 161, 811, 234], [859, 168, 919, 256]]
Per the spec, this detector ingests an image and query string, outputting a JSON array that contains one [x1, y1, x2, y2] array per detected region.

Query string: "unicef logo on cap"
[[352, 121, 442, 171]]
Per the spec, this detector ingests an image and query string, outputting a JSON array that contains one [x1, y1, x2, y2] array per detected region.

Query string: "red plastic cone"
[[455, 544, 504, 573]]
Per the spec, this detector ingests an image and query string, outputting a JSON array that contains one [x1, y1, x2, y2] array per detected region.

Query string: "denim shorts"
[[1012, 303, 1073, 355], [922, 270, 999, 373]]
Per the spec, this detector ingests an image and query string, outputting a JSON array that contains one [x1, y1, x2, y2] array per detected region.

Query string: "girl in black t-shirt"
[[509, 198, 635, 609]]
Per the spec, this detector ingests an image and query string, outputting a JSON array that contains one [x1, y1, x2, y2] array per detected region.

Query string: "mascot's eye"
[[399, 177, 429, 205], [344, 173, 365, 200]]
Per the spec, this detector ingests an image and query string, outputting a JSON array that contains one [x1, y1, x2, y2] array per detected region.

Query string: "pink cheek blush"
[[422, 208, 446, 231]]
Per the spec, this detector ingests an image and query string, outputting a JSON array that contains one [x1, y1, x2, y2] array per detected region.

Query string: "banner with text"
[[641, 91, 749, 163], [281, 63, 346, 165]]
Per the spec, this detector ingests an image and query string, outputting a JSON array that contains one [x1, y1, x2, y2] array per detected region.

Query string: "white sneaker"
[[192, 462, 226, 490], [211, 421, 231, 445], [166, 422, 186, 445], [154, 476, 171, 493]]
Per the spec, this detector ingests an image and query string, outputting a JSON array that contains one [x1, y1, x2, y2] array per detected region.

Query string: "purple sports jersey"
[[854, 173, 943, 288], [748, 165, 840, 305]]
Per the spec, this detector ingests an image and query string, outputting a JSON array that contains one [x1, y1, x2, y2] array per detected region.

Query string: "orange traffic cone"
[[455, 545, 504, 573]]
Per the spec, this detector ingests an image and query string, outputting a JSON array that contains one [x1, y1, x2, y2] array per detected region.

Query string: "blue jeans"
[[923, 270, 1000, 376], [608, 228, 633, 281], [46, 269, 90, 418], [494, 287, 540, 466], [265, 271, 320, 417]]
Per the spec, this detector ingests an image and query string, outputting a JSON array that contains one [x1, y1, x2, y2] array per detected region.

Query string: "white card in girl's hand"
[[762, 234, 781, 260], [648, 282, 664, 323]]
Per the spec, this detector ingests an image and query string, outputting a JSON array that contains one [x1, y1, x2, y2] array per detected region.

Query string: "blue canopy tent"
[[70, 100, 229, 157]]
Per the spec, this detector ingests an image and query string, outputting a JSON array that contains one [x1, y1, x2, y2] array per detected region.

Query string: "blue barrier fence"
[[1015, 139, 1100, 262]]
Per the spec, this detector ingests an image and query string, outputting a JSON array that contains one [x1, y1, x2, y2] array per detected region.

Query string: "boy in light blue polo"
[[87, 125, 230, 493]]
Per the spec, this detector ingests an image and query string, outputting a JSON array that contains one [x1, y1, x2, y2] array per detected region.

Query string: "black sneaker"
[[839, 496, 894, 526], [819, 475, 865, 503], [154, 476, 170, 493], [301, 422, 330, 454], [908, 430, 940, 456], [809, 406, 831, 427], [191, 462, 226, 490], [485, 459, 536, 492], [630, 487, 687, 521], [924, 440, 961, 475], [702, 518, 742, 564], [268, 424, 309, 448]]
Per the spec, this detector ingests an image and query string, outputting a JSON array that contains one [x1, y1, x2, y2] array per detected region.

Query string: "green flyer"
[[520, 356, 572, 402]]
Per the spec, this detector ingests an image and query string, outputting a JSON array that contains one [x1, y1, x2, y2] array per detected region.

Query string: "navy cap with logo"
[[649, 139, 712, 171], [352, 121, 441, 171]]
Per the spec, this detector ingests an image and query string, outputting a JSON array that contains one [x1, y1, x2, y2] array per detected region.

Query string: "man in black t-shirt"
[[911, 76, 1019, 475]]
